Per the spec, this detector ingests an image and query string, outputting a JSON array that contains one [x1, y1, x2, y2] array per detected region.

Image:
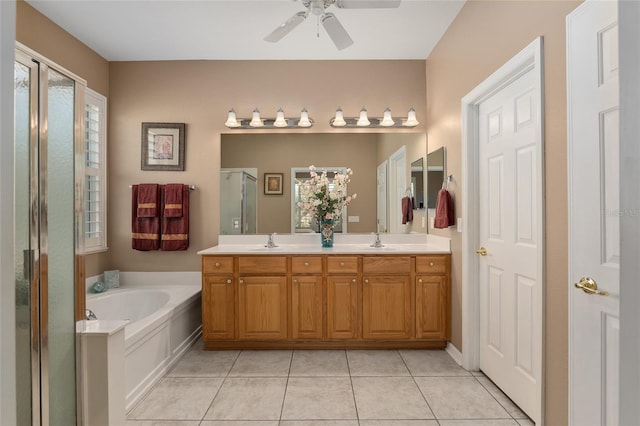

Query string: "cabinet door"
[[291, 275, 323, 340], [327, 276, 358, 339], [362, 275, 411, 340], [238, 276, 287, 340], [416, 275, 450, 340], [202, 275, 235, 340]]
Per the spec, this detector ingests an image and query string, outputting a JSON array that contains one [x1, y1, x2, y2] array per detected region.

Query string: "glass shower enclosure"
[[220, 170, 257, 235]]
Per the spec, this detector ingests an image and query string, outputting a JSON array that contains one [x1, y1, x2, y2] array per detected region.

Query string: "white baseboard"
[[446, 342, 463, 365]]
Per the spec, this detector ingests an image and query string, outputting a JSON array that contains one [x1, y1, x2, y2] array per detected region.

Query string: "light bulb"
[[332, 108, 346, 127], [225, 108, 240, 128], [357, 107, 370, 126], [380, 107, 395, 126], [249, 108, 263, 127], [405, 107, 419, 127], [273, 108, 287, 127], [298, 108, 312, 127]]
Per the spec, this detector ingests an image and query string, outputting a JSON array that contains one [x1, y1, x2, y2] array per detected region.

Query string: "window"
[[84, 88, 107, 253]]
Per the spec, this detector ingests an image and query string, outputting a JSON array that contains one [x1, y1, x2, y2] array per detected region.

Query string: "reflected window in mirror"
[[411, 157, 424, 209], [426, 147, 446, 209], [292, 167, 346, 234]]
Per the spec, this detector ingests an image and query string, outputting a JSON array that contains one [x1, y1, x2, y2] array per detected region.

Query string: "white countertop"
[[198, 233, 451, 255]]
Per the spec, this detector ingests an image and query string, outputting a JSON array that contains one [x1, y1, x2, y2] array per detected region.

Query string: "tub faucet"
[[370, 232, 384, 248], [266, 232, 278, 248], [85, 309, 97, 320]]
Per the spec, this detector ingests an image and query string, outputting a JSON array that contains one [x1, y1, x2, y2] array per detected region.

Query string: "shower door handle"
[[23, 249, 35, 281]]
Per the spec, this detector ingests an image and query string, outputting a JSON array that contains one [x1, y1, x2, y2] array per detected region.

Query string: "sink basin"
[[249, 246, 284, 251]]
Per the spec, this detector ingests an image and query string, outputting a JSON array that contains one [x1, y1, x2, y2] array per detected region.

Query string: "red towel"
[[132, 185, 160, 250], [434, 188, 455, 229], [163, 183, 183, 217], [137, 184, 159, 217], [161, 184, 189, 251], [402, 196, 413, 224]]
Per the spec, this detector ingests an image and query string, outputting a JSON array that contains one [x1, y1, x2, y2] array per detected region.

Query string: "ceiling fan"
[[264, 0, 401, 50]]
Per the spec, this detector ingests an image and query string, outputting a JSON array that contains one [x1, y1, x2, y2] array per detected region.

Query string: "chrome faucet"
[[266, 232, 278, 248], [85, 309, 97, 320], [370, 232, 384, 248]]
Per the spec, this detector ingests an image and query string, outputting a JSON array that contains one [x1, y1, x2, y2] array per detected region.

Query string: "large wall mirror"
[[220, 132, 428, 235]]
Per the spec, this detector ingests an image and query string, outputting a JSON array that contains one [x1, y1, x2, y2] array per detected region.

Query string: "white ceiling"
[[26, 0, 465, 61]]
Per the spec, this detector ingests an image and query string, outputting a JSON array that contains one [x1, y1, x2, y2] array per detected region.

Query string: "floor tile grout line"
[[474, 374, 532, 422], [198, 347, 242, 423], [345, 350, 361, 423], [398, 349, 440, 424], [277, 349, 294, 422]]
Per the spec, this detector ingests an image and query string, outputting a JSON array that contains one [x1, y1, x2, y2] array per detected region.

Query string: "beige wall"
[[425, 1, 581, 424], [15, 0, 110, 277], [108, 60, 426, 271]]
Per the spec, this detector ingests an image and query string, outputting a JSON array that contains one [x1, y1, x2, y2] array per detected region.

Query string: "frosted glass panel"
[[14, 60, 33, 426], [46, 68, 76, 426]]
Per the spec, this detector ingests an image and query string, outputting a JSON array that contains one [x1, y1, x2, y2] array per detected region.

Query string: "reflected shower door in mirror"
[[426, 147, 446, 208], [411, 157, 424, 209], [221, 133, 427, 234], [220, 169, 257, 235]]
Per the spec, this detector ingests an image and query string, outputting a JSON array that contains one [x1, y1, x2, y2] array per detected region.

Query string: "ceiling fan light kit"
[[264, 0, 401, 50]]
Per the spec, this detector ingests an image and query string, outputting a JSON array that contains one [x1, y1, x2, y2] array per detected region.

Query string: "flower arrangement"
[[296, 166, 357, 226]]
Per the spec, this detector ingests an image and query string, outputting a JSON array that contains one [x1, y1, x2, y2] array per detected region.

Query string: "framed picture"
[[264, 173, 283, 195], [141, 122, 185, 171]]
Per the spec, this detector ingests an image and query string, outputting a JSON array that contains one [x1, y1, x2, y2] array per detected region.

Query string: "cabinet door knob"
[[304, 262, 309, 267], [429, 261, 435, 267], [418, 279, 423, 283], [364, 279, 369, 284], [340, 262, 345, 267], [239, 279, 244, 284], [215, 262, 221, 268], [352, 278, 356, 283], [226, 279, 232, 284], [293, 279, 298, 284]]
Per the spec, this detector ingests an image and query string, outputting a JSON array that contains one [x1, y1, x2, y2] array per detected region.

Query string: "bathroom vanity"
[[198, 234, 451, 349]]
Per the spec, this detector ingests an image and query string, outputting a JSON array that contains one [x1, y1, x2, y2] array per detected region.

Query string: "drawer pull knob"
[[215, 262, 221, 268], [304, 262, 309, 267], [239, 279, 244, 284], [226, 279, 231, 284], [340, 262, 345, 267], [429, 262, 435, 267]]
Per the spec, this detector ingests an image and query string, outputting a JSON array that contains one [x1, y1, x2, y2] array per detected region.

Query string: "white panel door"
[[567, 1, 619, 425], [377, 160, 388, 233], [388, 146, 406, 234], [478, 66, 541, 422]]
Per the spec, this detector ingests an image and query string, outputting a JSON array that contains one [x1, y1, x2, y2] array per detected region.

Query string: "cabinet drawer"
[[238, 256, 287, 274], [291, 256, 323, 274], [327, 256, 358, 274], [415, 256, 448, 274], [203, 256, 234, 274], [362, 256, 411, 274]]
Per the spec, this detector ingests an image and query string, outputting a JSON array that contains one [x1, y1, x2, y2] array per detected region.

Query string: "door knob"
[[574, 277, 609, 296], [476, 247, 487, 256]]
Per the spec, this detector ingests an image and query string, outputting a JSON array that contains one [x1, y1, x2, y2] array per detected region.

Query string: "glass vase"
[[320, 218, 335, 248]]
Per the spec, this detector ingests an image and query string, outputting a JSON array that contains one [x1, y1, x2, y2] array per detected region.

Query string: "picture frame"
[[264, 173, 283, 195], [141, 122, 186, 171]]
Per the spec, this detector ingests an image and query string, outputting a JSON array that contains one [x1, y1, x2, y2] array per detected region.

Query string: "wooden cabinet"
[[202, 257, 235, 340], [362, 256, 412, 340], [201, 252, 450, 349]]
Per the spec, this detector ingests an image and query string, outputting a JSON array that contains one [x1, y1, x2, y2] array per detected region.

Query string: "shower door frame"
[[15, 42, 86, 426]]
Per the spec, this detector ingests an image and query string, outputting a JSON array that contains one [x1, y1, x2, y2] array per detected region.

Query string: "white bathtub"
[[86, 285, 202, 412]]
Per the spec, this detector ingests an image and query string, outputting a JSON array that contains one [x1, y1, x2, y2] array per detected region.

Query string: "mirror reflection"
[[426, 147, 446, 209], [411, 157, 424, 210], [220, 133, 428, 235]]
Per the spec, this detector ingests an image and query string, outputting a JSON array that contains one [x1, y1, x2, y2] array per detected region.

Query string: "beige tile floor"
[[127, 340, 534, 426]]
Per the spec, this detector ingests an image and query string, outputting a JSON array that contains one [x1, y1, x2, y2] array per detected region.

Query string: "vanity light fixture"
[[249, 108, 264, 127], [224, 108, 314, 129], [298, 108, 312, 127], [380, 107, 395, 126], [273, 108, 288, 127], [224, 109, 240, 128], [331, 108, 347, 127], [329, 107, 420, 128], [356, 107, 370, 126]]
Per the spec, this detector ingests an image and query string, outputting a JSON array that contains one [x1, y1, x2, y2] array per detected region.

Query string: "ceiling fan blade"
[[335, 0, 401, 8], [264, 11, 308, 43], [321, 13, 353, 50]]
